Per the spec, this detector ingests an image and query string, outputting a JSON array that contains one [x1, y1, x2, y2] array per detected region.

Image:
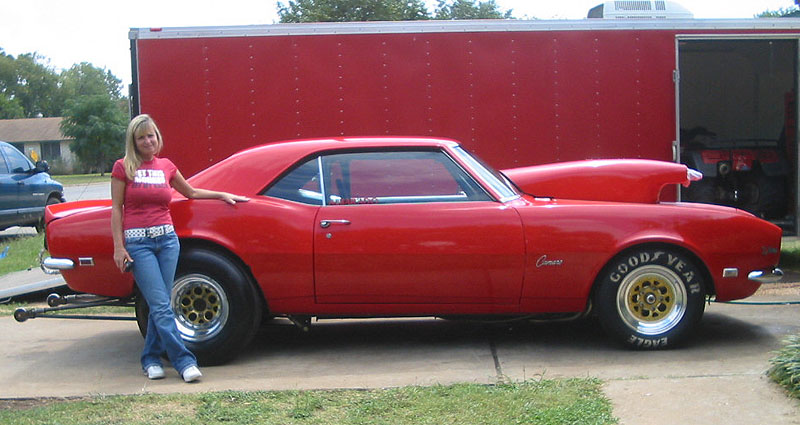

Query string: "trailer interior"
[[678, 37, 798, 234]]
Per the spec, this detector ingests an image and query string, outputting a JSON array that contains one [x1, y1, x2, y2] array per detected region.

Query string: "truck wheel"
[[595, 248, 706, 349], [135, 249, 262, 365], [36, 196, 62, 233]]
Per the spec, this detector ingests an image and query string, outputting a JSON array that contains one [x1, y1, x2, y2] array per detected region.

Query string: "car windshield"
[[451, 146, 519, 201]]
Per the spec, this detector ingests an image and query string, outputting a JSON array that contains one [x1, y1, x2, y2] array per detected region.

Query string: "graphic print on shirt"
[[132, 169, 168, 188]]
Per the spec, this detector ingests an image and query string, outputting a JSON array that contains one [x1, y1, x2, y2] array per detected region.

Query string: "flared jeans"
[[125, 231, 197, 375]]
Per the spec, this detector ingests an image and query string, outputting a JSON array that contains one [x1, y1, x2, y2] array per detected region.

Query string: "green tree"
[[0, 50, 24, 118], [758, 0, 800, 17], [60, 62, 124, 100], [60, 95, 127, 174], [434, 0, 513, 19], [278, 0, 430, 22], [9, 53, 61, 118], [0, 50, 61, 118]]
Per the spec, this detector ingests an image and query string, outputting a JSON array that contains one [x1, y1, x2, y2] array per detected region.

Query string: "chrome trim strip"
[[748, 268, 783, 284]]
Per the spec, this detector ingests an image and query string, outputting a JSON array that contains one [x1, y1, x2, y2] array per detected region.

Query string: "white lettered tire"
[[595, 247, 706, 349]]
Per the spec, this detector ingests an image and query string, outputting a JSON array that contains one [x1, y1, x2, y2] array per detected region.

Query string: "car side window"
[[0, 150, 9, 174], [2, 145, 32, 173], [322, 150, 490, 205], [262, 157, 322, 205]]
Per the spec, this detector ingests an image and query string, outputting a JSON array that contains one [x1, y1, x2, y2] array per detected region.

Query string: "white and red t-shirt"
[[111, 157, 177, 230]]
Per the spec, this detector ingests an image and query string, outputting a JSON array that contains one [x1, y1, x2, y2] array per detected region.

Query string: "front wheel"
[[595, 248, 706, 349], [135, 248, 263, 365]]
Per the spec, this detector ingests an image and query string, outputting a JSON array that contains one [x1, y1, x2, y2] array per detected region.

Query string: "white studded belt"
[[124, 224, 174, 239]]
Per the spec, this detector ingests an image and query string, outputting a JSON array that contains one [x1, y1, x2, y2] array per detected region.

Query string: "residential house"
[[0, 117, 75, 173]]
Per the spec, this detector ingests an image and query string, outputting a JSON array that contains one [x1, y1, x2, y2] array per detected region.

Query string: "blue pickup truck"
[[0, 141, 64, 232]]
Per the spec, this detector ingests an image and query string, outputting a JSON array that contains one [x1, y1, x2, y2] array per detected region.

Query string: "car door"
[[1, 144, 42, 223], [313, 149, 525, 305], [0, 148, 16, 228]]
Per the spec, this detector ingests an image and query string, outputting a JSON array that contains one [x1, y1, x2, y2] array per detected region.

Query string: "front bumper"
[[748, 267, 783, 284]]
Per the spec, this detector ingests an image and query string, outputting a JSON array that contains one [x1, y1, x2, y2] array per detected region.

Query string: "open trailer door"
[[677, 36, 798, 234]]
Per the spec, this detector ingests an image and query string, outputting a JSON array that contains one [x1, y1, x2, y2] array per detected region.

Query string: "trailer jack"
[[13, 293, 136, 322]]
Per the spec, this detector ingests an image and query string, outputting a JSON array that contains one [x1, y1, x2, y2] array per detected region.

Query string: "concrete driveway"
[[2, 284, 799, 424]]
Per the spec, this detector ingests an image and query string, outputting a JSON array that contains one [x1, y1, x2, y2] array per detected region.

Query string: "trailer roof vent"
[[588, 1, 693, 19]]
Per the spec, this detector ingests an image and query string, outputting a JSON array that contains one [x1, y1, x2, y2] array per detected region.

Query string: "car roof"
[[187, 137, 461, 194]]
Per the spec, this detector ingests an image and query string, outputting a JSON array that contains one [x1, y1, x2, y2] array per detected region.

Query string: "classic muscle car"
[[37, 137, 782, 364]]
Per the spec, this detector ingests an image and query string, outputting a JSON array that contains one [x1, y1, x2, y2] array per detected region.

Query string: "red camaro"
[[38, 137, 782, 364]]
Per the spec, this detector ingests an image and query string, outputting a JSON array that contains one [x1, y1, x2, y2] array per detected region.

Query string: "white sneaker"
[[182, 365, 202, 383], [145, 365, 165, 380]]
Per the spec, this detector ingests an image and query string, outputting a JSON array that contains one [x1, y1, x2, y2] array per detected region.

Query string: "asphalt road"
[[63, 181, 110, 201], [2, 288, 800, 424]]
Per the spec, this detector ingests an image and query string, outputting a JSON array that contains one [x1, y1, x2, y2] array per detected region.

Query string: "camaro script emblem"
[[536, 255, 564, 268]]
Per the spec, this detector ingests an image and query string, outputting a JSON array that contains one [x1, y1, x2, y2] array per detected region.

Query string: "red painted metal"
[[45, 138, 781, 311], [502, 159, 691, 203]]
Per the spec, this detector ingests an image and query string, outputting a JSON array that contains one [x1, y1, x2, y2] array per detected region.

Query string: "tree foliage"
[[758, 0, 800, 17], [0, 50, 62, 119], [60, 95, 127, 174], [278, 0, 430, 22], [277, 0, 514, 22], [434, 0, 513, 20]]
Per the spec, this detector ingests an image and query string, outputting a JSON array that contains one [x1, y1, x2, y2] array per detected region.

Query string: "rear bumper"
[[40, 255, 74, 275], [748, 267, 783, 284]]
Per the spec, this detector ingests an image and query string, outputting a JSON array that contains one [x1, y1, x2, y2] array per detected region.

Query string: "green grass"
[[779, 239, 800, 269], [769, 334, 800, 399], [0, 233, 44, 277], [0, 379, 617, 425], [51, 173, 109, 186]]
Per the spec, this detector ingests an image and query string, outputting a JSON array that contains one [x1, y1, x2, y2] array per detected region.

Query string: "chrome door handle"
[[320, 219, 350, 228]]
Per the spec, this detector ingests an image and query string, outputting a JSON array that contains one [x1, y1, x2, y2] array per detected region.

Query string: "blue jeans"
[[125, 231, 197, 374]]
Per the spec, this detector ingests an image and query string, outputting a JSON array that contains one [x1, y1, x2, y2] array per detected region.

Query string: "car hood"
[[502, 159, 701, 204]]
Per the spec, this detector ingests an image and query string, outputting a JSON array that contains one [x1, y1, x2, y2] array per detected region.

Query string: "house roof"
[[0, 117, 71, 143]]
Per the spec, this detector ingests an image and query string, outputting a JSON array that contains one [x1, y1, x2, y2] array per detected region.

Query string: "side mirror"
[[35, 160, 50, 174]]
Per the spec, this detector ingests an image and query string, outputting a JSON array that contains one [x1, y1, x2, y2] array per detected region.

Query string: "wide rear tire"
[[595, 248, 706, 349], [135, 248, 262, 365]]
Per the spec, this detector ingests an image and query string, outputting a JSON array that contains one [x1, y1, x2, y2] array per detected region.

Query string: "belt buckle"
[[147, 225, 161, 238]]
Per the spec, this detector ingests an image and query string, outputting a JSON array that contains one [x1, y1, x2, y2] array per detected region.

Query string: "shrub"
[[769, 334, 800, 398]]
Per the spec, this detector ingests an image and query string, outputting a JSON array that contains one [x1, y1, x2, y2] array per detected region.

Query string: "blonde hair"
[[123, 114, 163, 180]]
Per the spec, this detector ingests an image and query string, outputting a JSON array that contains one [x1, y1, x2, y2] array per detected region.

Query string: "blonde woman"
[[111, 114, 248, 382]]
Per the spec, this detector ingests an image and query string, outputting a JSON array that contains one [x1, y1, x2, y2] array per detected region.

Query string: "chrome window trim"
[[450, 146, 520, 202]]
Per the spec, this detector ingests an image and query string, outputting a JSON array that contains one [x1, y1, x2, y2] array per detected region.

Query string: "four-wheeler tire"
[[595, 248, 706, 349], [681, 176, 717, 205], [741, 172, 786, 219], [135, 248, 263, 365]]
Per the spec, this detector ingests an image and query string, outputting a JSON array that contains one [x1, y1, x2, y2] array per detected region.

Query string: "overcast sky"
[[0, 0, 795, 86]]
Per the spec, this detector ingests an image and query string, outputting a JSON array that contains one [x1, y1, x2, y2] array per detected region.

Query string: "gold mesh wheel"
[[171, 273, 230, 343], [616, 265, 687, 336]]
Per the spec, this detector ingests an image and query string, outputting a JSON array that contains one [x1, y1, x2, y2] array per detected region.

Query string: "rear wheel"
[[595, 248, 706, 349], [135, 248, 262, 365]]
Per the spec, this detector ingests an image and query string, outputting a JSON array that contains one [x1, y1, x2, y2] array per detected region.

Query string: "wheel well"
[[589, 242, 715, 302], [178, 238, 270, 315]]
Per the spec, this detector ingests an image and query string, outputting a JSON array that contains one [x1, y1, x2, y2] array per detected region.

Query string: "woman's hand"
[[220, 193, 250, 205], [114, 248, 133, 273]]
